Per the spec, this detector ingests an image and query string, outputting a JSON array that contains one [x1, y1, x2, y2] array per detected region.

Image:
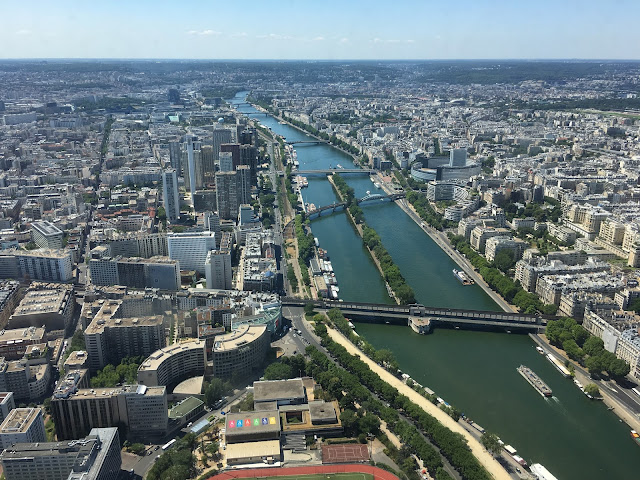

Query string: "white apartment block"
[[167, 231, 216, 274]]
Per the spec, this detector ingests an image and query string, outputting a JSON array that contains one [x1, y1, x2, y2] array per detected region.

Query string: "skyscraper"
[[219, 151, 234, 172], [162, 168, 180, 221], [215, 171, 240, 220], [220, 143, 240, 169], [212, 126, 233, 161], [237, 165, 252, 205], [186, 135, 196, 198]]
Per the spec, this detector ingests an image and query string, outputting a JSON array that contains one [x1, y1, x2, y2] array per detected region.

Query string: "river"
[[231, 92, 640, 480]]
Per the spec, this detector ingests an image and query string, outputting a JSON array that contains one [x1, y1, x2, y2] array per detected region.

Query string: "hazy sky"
[[2, 0, 639, 60]]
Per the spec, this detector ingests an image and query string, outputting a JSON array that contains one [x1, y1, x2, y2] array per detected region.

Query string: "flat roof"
[[0, 407, 42, 434], [56, 384, 165, 401], [309, 401, 338, 423], [12, 289, 69, 316], [225, 439, 281, 459], [225, 409, 281, 436], [169, 396, 203, 419], [254, 378, 305, 403], [32, 221, 63, 236], [213, 324, 267, 353], [139, 340, 205, 371], [0, 326, 46, 346]]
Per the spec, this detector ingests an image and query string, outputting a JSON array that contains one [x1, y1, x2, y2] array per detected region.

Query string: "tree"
[[203, 378, 227, 407], [493, 249, 515, 273], [359, 413, 381, 435], [586, 355, 605, 376], [584, 383, 600, 397], [628, 298, 640, 315], [583, 336, 605, 357], [303, 302, 315, 316], [608, 358, 630, 378], [263, 362, 294, 380], [480, 432, 502, 457], [340, 409, 359, 436], [571, 324, 590, 347]]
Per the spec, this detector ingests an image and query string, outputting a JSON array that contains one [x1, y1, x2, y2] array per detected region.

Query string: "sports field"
[[244, 474, 373, 480]]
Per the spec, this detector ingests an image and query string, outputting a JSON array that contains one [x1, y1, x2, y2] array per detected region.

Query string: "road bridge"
[[286, 140, 327, 145], [282, 298, 548, 332], [295, 169, 373, 175]]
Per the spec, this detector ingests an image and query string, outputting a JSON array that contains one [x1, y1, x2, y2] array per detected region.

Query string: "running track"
[[207, 464, 399, 480]]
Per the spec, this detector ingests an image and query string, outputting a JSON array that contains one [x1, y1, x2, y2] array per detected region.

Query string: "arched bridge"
[[286, 140, 327, 145], [295, 169, 373, 175], [282, 298, 550, 332], [283, 192, 406, 232]]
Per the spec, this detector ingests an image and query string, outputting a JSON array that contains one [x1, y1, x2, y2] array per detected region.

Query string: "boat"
[[453, 269, 475, 285], [373, 182, 381, 189], [530, 463, 558, 480], [546, 354, 571, 377], [517, 365, 552, 398], [314, 237, 319, 247], [336, 164, 344, 169], [536, 346, 545, 354], [632, 430, 640, 447]]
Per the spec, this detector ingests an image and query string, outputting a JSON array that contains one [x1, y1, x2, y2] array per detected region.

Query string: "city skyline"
[[2, 0, 640, 60]]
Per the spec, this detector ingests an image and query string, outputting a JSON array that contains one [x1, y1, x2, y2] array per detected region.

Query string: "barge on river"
[[518, 365, 552, 397]]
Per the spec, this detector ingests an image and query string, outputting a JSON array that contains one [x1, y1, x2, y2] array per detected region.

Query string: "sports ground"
[[208, 465, 399, 480]]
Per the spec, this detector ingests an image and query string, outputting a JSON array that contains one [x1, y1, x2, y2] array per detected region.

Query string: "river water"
[[232, 92, 640, 480]]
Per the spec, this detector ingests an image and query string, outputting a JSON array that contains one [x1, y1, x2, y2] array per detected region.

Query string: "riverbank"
[[325, 325, 511, 480], [251, 104, 361, 162]]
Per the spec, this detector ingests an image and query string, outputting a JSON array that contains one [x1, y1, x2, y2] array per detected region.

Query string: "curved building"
[[211, 325, 270, 378], [137, 340, 206, 388]]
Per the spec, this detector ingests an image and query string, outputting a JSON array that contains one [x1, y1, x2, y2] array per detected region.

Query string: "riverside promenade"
[[326, 326, 511, 480]]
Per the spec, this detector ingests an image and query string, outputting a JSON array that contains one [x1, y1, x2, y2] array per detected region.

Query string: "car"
[[516, 467, 521, 474], [220, 411, 226, 415]]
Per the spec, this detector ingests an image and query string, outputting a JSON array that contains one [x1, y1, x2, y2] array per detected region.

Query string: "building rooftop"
[[168, 396, 204, 420], [309, 401, 338, 424], [225, 439, 281, 460], [32, 220, 63, 236], [139, 340, 205, 371], [11, 288, 69, 317], [213, 324, 267, 353], [0, 407, 41, 434], [84, 300, 163, 335], [55, 384, 165, 401], [0, 326, 46, 347], [225, 409, 281, 437], [254, 378, 305, 404]]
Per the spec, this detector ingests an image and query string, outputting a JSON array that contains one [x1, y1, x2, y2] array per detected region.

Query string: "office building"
[[212, 126, 233, 161], [239, 144, 259, 184], [449, 148, 467, 167], [220, 143, 240, 168], [9, 284, 74, 332], [107, 232, 168, 259], [84, 300, 165, 371], [52, 384, 167, 440], [137, 340, 206, 388], [162, 168, 180, 222], [0, 427, 121, 480], [0, 326, 46, 360], [211, 325, 270, 378], [0, 356, 51, 401], [237, 165, 252, 205], [219, 151, 234, 172], [167, 231, 216, 274], [90, 256, 180, 290], [0, 407, 45, 449], [215, 171, 240, 220], [203, 211, 221, 239], [201, 145, 215, 181], [205, 246, 232, 291], [11, 249, 74, 282], [0, 281, 20, 327], [31, 221, 64, 250], [0, 392, 15, 425], [185, 135, 198, 198]]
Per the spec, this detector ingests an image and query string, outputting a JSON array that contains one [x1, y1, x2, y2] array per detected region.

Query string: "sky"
[[1, 0, 639, 60]]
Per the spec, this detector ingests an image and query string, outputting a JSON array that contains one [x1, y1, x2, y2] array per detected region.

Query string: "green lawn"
[[247, 474, 373, 480]]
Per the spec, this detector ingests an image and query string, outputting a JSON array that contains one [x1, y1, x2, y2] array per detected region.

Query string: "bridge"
[[286, 140, 327, 145], [282, 298, 548, 332], [304, 192, 406, 218], [295, 169, 373, 175]]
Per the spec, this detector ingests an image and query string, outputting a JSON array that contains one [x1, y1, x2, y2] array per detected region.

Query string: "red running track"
[[208, 464, 399, 480]]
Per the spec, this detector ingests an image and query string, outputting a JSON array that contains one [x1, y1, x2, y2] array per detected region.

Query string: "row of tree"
[[546, 317, 630, 378], [146, 433, 197, 480], [405, 190, 446, 231], [309, 323, 491, 480], [448, 234, 558, 315]]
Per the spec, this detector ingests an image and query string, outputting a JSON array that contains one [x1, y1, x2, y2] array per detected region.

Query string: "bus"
[[632, 387, 640, 397], [161, 439, 176, 451]]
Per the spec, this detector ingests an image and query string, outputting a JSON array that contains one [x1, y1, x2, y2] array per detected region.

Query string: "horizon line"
[[1, 57, 640, 62]]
